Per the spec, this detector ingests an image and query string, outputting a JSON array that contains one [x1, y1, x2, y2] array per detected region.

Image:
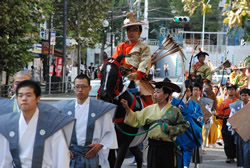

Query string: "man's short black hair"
[[155, 85, 172, 102], [16, 80, 41, 97], [74, 74, 90, 86], [240, 88, 250, 96], [186, 85, 193, 92], [193, 83, 202, 91]]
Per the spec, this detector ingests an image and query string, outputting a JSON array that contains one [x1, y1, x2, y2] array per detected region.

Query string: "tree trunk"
[[99, 34, 107, 65]]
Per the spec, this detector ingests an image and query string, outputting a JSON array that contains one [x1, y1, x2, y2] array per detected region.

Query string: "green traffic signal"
[[173, 16, 190, 22], [174, 17, 179, 22]]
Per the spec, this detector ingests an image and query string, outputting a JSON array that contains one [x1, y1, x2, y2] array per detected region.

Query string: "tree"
[[53, 0, 111, 68], [0, 0, 53, 75], [174, 0, 222, 31], [147, 0, 222, 37], [182, 0, 250, 41]]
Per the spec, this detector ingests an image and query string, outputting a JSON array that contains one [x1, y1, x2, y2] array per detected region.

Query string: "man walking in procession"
[[215, 83, 238, 163], [121, 79, 186, 168], [227, 88, 250, 167], [54, 74, 118, 168], [172, 83, 203, 168], [0, 80, 75, 167]]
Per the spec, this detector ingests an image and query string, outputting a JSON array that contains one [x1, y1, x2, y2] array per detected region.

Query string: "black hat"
[[163, 77, 171, 82], [226, 83, 238, 89], [150, 80, 181, 93], [195, 51, 209, 58]]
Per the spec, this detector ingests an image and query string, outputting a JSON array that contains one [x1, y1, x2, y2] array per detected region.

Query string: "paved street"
[[96, 145, 236, 168], [119, 145, 236, 168]]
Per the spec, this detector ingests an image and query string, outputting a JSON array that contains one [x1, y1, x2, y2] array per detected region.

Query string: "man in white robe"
[[0, 80, 75, 168], [54, 74, 118, 168]]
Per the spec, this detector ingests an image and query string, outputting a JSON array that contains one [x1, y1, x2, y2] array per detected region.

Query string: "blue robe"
[[172, 97, 203, 167]]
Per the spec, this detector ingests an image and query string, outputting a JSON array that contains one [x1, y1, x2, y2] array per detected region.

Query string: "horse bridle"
[[99, 59, 122, 97]]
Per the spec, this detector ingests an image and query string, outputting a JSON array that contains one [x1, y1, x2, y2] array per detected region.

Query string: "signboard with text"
[[56, 57, 63, 76], [50, 32, 56, 45], [42, 42, 54, 55], [49, 65, 54, 76], [40, 21, 47, 39]]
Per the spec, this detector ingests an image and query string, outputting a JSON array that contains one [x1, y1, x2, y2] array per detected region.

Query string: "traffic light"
[[173, 16, 190, 22]]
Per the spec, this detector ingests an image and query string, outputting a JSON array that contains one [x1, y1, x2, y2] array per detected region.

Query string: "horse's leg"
[[114, 143, 130, 168], [129, 146, 143, 168], [108, 149, 116, 168]]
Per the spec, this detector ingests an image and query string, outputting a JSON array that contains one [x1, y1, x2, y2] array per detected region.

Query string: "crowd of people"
[[80, 62, 101, 80], [0, 11, 249, 168]]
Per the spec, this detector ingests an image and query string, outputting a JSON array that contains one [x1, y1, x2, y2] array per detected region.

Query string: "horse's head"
[[99, 53, 124, 103]]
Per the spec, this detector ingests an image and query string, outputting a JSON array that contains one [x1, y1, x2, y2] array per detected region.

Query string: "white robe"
[[0, 108, 70, 168], [75, 98, 118, 165]]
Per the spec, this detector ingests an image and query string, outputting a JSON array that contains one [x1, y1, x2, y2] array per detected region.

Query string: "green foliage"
[[170, 0, 222, 32], [145, 0, 222, 39], [0, 0, 53, 75], [54, 0, 112, 50]]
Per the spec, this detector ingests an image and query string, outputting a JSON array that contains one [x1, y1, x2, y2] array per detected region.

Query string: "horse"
[[99, 54, 149, 168]]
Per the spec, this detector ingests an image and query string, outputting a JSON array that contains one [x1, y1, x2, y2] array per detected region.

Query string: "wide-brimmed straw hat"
[[121, 12, 147, 29], [150, 77, 181, 93], [238, 63, 249, 70]]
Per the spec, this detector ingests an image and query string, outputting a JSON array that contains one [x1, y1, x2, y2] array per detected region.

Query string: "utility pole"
[[48, 14, 54, 95], [62, 0, 67, 92], [108, 10, 114, 56], [137, 0, 141, 20], [201, 0, 211, 50], [144, 0, 148, 21], [129, 0, 133, 11], [111, 10, 114, 56]]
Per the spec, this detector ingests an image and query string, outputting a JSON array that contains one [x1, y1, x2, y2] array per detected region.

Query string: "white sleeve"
[[0, 134, 13, 168], [227, 107, 236, 134], [99, 111, 118, 149], [50, 129, 70, 168], [96, 111, 118, 165]]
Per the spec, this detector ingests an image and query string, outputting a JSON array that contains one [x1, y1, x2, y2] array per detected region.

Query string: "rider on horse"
[[190, 49, 212, 85], [112, 12, 152, 106], [112, 12, 151, 81]]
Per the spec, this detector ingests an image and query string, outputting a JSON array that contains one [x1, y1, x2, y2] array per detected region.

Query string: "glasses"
[[74, 85, 89, 89]]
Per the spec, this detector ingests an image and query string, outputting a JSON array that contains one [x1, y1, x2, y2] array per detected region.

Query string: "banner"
[[50, 32, 56, 45], [56, 57, 63, 76], [49, 65, 54, 76], [42, 42, 54, 55]]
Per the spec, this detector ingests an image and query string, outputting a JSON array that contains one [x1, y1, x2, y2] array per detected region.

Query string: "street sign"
[[40, 21, 47, 39], [49, 65, 54, 76], [42, 42, 54, 55], [51, 32, 56, 45]]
